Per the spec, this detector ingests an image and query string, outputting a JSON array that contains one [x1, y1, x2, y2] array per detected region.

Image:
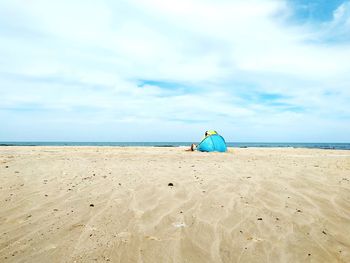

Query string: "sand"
[[0, 146, 349, 263]]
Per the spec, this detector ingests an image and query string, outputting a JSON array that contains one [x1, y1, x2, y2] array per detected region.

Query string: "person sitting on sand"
[[185, 143, 197, 151], [187, 131, 211, 151], [190, 143, 197, 151]]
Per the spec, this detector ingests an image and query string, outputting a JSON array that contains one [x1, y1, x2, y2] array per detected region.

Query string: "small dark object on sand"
[[168, 183, 174, 187], [322, 230, 327, 235], [90, 204, 94, 207], [5, 166, 9, 168], [257, 218, 263, 220]]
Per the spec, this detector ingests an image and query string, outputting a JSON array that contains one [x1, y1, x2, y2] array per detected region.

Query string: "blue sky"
[[288, 0, 345, 22], [0, 0, 350, 142]]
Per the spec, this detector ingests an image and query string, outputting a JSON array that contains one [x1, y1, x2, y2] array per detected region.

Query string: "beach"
[[0, 146, 349, 263]]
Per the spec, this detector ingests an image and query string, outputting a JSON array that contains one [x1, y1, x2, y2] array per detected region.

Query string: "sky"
[[0, 0, 350, 142]]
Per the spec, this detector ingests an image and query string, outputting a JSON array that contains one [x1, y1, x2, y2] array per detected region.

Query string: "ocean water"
[[1, 142, 350, 150]]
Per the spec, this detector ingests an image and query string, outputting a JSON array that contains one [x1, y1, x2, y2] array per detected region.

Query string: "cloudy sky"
[[0, 0, 349, 142]]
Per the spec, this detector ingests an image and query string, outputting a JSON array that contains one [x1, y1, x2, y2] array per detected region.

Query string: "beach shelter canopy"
[[197, 130, 227, 152]]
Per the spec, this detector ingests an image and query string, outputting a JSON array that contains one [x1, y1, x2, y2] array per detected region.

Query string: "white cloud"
[[0, 0, 349, 141], [322, 0, 350, 42], [333, 1, 350, 26]]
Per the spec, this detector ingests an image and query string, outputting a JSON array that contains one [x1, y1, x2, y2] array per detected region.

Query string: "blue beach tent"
[[197, 130, 227, 152]]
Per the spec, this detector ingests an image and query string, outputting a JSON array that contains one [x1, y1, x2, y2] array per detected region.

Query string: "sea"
[[1, 142, 350, 150]]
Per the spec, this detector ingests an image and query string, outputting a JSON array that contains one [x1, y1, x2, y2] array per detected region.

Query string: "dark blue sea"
[[1, 142, 350, 150]]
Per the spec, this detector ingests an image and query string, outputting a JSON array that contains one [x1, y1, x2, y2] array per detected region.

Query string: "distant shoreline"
[[1, 142, 350, 150]]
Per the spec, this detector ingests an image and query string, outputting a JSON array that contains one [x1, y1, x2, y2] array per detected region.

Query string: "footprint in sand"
[[172, 222, 186, 228], [145, 235, 161, 241], [247, 237, 263, 242]]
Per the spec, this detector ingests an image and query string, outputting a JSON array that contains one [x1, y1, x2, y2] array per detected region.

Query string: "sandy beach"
[[0, 146, 349, 262]]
